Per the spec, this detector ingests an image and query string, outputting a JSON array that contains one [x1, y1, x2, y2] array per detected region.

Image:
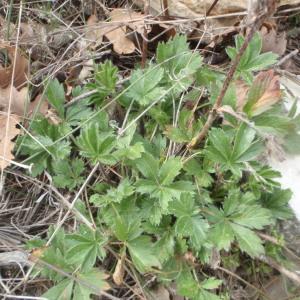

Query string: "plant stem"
[[188, 13, 268, 148]]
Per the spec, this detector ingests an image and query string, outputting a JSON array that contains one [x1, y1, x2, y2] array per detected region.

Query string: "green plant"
[[21, 34, 297, 299]]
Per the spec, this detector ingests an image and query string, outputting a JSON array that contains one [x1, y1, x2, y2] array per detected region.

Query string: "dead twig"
[[217, 266, 272, 300], [258, 232, 300, 263], [206, 0, 220, 16], [141, 1, 149, 68], [259, 255, 300, 286], [276, 49, 299, 67]]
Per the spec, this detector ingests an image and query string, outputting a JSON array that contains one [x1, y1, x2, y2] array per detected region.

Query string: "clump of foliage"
[[20, 33, 298, 299]]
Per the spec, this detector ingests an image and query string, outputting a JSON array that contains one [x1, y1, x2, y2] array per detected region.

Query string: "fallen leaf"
[[84, 14, 104, 48], [113, 258, 125, 286], [104, 9, 147, 54], [0, 44, 28, 89], [0, 86, 28, 116], [28, 246, 48, 263], [0, 114, 21, 170], [149, 285, 170, 300], [261, 24, 287, 56], [28, 93, 48, 117]]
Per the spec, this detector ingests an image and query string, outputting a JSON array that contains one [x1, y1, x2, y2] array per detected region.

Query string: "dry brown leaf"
[[0, 114, 21, 170], [235, 80, 249, 112], [261, 25, 287, 56], [113, 257, 125, 286], [28, 94, 48, 117], [0, 86, 28, 116], [251, 70, 282, 116], [85, 15, 104, 48], [252, 70, 282, 116], [104, 9, 147, 55], [236, 70, 282, 116], [0, 44, 28, 89]]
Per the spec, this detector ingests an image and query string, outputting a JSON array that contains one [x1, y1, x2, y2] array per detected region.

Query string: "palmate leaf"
[[43, 269, 110, 300], [18, 118, 71, 176], [126, 66, 165, 106], [90, 178, 135, 206], [46, 79, 65, 119], [206, 125, 263, 176], [170, 194, 209, 249], [66, 226, 106, 271], [76, 123, 117, 165], [208, 190, 272, 257], [226, 32, 278, 83], [176, 270, 222, 300], [127, 236, 161, 273], [135, 154, 195, 219], [157, 35, 202, 93], [53, 158, 84, 190], [86, 60, 118, 105]]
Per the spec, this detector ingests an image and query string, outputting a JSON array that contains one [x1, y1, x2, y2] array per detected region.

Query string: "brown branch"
[[162, 0, 169, 17], [217, 266, 272, 300], [206, 0, 219, 16], [257, 232, 300, 263], [141, 1, 149, 69], [259, 255, 300, 286], [187, 14, 269, 148]]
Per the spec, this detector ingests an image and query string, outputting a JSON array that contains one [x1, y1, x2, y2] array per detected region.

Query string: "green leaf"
[[91, 179, 135, 206], [157, 35, 202, 93], [87, 60, 118, 105], [126, 66, 165, 106], [113, 217, 142, 242], [226, 33, 278, 82], [261, 188, 293, 220], [176, 215, 209, 249], [75, 269, 110, 298], [135, 153, 159, 179], [201, 277, 222, 290], [46, 79, 65, 118], [53, 159, 84, 190], [127, 236, 161, 273], [65, 100, 92, 126], [77, 123, 117, 165], [209, 222, 235, 251], [231, 223, 265, 257], [232, 205, 273, 230], [43, 278, 74, 300], [66, 227, 106, 271], [18, 119, 71, 176], [158, 157, 182, 185]]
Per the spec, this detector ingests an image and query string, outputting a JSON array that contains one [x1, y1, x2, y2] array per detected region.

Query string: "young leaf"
[[157, 35, 202, 93], [77, 124, 117, 165], [90, 178, 135, 206], [226, 32, 278, 83], [53, 159, 84, 190], [46, 79, 65, 118]]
